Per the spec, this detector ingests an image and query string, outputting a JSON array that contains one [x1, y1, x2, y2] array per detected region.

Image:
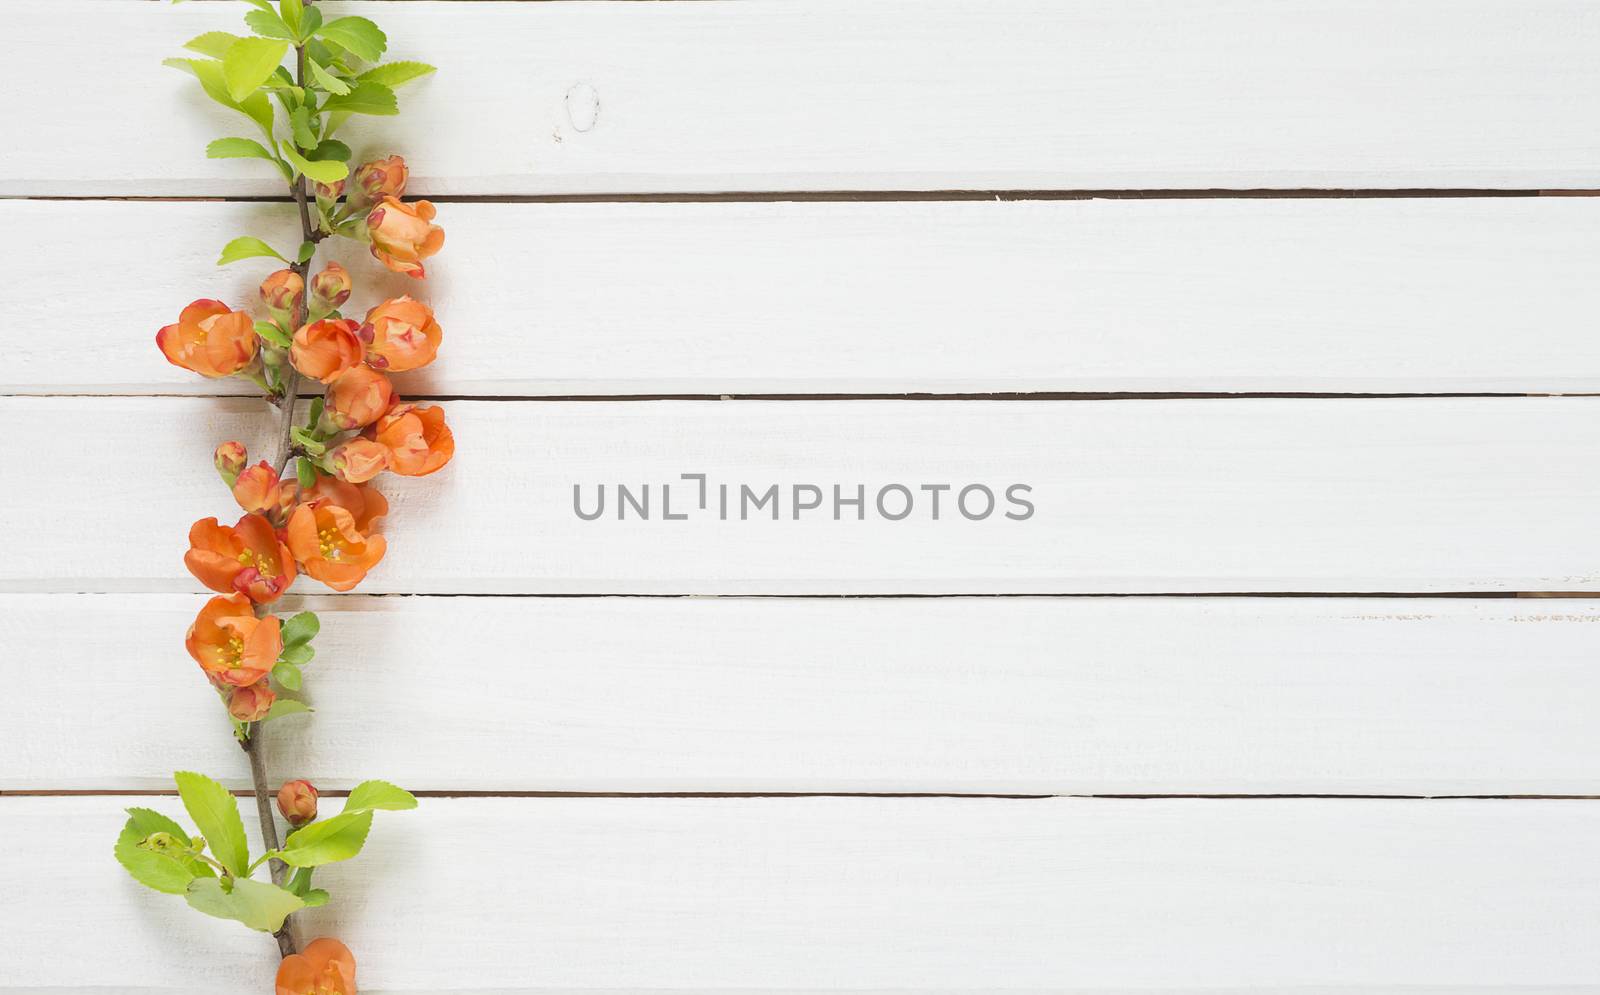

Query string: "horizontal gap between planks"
[[5, 392, 1589, 402], [1, 189, 1586, 206], [7, 789, 1599, 800]]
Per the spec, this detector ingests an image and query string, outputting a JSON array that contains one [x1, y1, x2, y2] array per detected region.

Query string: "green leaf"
[[278, 0, 304, 36], [281, 611, 320, 647], [218, 236, 287, 266], [279, 810, 373, 867], [297, 240, 316, 264], [164, 58, 277, 140], [185, 877, 304, 932], [296, 458, 316, 490], [254, 320, 291, 348], [264, 698, 312, 721], [300, 5, 323, 39], [281, 142, 350, 184], [304, 398, 325, 431], [322, 80, 397, 117], [207, 137, 274, 161], [271, 661, 303, 691], [279, 642, 315, 666], [357, 61, 436, 89], [184, 31, 243, 59], [223, 37, 290, 103], [289, 425, 326, 456], [316, 16, 387, 62], [243, 8, 296, 41], [289, 107, 318, 150], [344, 780, 418, 814], [309, 139, 352, 163], [173, 771, 248, 878], [308, 58, 351, 96], [115, 809, 201, 895], [301, 888, 330, 908]]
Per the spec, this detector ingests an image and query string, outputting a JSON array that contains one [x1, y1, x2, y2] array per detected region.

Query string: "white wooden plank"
[[5, 796, 1599, 991], [6, 1, 1600, 195], [12, 197, 1600, 395], [3, 396, 1599, 594], [4, 593, 1599, 794]]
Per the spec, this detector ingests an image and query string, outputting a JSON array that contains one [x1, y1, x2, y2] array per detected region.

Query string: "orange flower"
[[227, 679, 276, 722], [328, 438, 391, 484], [324, 366, 395, 431], [287, 498, 387, 592], [260, 269, 304, 314], [276, 937, 357, 995], [372, 403, 454, 477], [232, 461, 281, 515], [367, 197, 443, 278], [185, 594, 281, 687], [277, 780, 319, 827], [310, 262, 352, 311], [361, 296, 441, 372], [185, 513, 296, 604], [353, 154, 408, 201], [291, 318, 363, 383], [156, 300, 258, 378], [299, 477, 389, 533]]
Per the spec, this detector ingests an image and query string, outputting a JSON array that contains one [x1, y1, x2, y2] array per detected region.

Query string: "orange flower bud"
[[286, 498, 387, 592], [185, 513, 297, 605], [186, 594, 281, 687], [353, 154, 408, 201], [291, 318, 363, 383], [328, 438, 391, 484], [276, 937, 357, 995], [227, 680, 276, 722], [361, 296, 441, 372], [324, 366, 395, 431], [372, 402, 454, 477], [214, 441, 247, 486], [310, 261, 352, 311], [260, 269, 305, 315], [312, 178, 346, 201], [277, 780, 319, 827], [156, 300, 258, 378], [366, 197, 443, 278], [232, 461, 281, 515]]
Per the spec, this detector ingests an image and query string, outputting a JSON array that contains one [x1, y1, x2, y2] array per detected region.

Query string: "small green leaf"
[[243, 8, 296, 41], [316, 16, 387, 62], [278, 0, 304, 35], [322, 80, 397, 117], [296, 458, 316, 490], [271, 661, 303, 691], [281, 142, 350, 184], [290, 425, 326, 456], [164, 57, 277, 141], [264, 698, 312, 721], [357, 61, 436, 89], [185, 877, 304, 932], [254, 320, 291, 348], [218, 236, 287, 266], [173, 771, 248, 878], [184, 31, 243, 59], [280, 642, 315, 666], [115, 809, 202, 895], [308, 58, 351, 96], [223, 37, 290, 103], [282, 611, 320, 647], [297, 240, 316, 264], [301, 888, 330, 908], [304, 398, 325, 431], [279, 810, 373, 867], [289, 107, 318, 150], [309, 139, 352, 163], [300, 5, 323, 38], [344, 780, 418, 814], [207, 137, 274, 161]]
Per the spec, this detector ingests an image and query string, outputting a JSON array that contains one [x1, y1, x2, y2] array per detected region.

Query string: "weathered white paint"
[[5, 796, 1599, 992], [11, 198, 1600, 395], [4, 593, 1599, 794], [3, 396, 1598, 594], [6, 1, 1600, 195]]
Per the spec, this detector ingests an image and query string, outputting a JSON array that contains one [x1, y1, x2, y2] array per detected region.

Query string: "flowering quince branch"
[[117, 1, 452, 990]]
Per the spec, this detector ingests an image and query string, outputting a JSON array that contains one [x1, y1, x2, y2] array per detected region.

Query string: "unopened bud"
[[227, 681, 275, 722], [214, 442, 248, 486], [259, 269, 304, 317], [277, 779, 319, 827], [353, 155, 408, 202], [311, 261, 353, 311], [313, 178, 346, 201]]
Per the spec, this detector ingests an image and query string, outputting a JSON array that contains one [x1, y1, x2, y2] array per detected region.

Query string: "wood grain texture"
[[4, 593, 1600, 794], [13, 198, 1600, 395], [6, 795, 1599, 992], [4, 396, 1599, 594], [6, 1, 1600, 195]]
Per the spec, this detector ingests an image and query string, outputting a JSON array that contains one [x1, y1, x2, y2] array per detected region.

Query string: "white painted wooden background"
[[2, 1, 1599, 992]]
